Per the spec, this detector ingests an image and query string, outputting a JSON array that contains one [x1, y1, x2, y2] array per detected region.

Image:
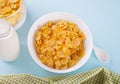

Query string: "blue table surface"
[[0, 0, 120, 77]]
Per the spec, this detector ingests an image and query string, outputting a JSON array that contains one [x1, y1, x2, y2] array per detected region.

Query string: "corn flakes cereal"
[[34, 20, 86, 70], [0, 0, 25, 27]]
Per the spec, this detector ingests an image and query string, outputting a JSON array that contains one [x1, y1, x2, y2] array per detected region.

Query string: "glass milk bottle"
[[0, 19, 20, 62]]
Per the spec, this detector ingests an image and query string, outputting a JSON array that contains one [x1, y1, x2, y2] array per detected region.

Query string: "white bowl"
[[27, 12, 93, 73]]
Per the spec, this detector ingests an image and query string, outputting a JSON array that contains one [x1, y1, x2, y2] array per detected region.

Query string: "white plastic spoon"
[[93, 45, 110, 63]]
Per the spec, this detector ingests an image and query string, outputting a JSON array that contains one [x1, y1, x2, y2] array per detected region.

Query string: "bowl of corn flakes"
[[27, 12, 93, 73], [0, 0, 26, 30]]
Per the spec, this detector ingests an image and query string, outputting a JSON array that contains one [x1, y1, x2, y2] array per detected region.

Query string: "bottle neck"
[[0, 27, 11, 38], [0, 19, 12, 38]]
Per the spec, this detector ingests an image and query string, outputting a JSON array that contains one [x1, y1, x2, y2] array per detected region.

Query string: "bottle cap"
[[0, 19, 11, 38]]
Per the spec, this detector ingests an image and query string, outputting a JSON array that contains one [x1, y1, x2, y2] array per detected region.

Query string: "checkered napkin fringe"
[[0, 68, 120, 84]]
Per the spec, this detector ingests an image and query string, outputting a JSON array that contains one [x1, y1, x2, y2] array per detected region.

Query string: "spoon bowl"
[[93, 45, 109, 63]]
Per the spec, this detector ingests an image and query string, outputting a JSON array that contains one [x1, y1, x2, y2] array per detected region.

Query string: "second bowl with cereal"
[[0, 0, 26, 30], [27, 12, 93, 73]]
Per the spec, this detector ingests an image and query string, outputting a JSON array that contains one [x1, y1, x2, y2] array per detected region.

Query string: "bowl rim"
[[27, 12, 93, 73]]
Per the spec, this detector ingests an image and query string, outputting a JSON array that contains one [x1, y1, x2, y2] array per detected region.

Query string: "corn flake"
[[34, 20, 86, 70]]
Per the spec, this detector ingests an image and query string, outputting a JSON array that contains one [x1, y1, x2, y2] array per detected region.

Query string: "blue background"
[[0, 0, 120, 77]]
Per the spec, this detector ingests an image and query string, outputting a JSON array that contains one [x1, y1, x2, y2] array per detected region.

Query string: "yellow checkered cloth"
[[0, 68, 120, 84]]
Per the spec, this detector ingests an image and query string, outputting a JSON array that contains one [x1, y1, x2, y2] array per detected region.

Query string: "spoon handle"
[[93, 45, 110, 63]]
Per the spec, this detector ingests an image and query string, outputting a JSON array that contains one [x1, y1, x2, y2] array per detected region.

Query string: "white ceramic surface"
[[27, 12, 93, 73]]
